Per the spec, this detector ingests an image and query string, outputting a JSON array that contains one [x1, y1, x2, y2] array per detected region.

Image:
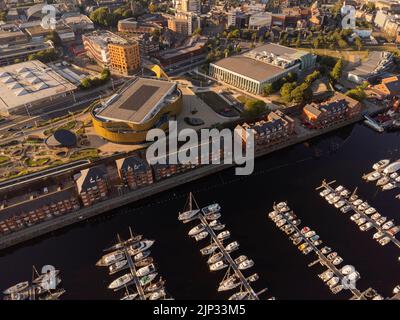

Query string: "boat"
[[335, 185, 344, 192], [188, 224, 205, 236], [364, 115, 384, 133], [39, 276, 61, 291], [310, 235, 320, 242], [320, 189, 330, 197], [3, 281, 29, 295], [327, 277, 340, 288], [340, 265, 355, 275], [376, 216, 387, 226], [383, 161, 400, 174], [108, 274, 134, 291], [332, 256, 343, 266], [390, 172, 399, 179], [228, 291, 249, 300], [135, 257, 154, 268], [268, 211, 278, 219], [357, 202, 370, 211], [292, 219, 301, 226], [148, 289, 166, 300], [276, 202, 290, 212], [298, 243, 308, 251], [353, 199, 363, 206], [382, 220, 395, 230], [347, 271, 360, 282], [133, 250, 151, 262], [144, 278, 165, 293], [238, 259, 254, 270], [350, 213, 361, 221], [128, 240, 155, 256], [367, 172, 381, 181], [200, 243, 218, 256], [209, 220, 220, 227], [225, 241, 239, 253], [140, 273, 158, 286], [209, 260, 228, 271], [32, 270, 61, 284], [300, 227, 310, 234], [319, 270, 334, 282], [304, 230, 316, 238], [38, 288, 66, 300], [373, 231, 385, 239], [103, 234, 143, 252], [302, 246, 313, 255], [332, 196, 341, 204], [205, 212, 221, 220], [321, 246, 332, 254], [201, 204, 221, 215], [121, 293, 139, 300], [356, 217, 367, 226], [371, 213, 381, 220], [393, 285, 400, 295], [234, 255, 248, 265], [377, 176, 390, 186], [96, 251, 125, 267], [293, 237, 303, 245], [396, 176, 400, 183], [365, 207, 376, 215], [340, 189, 351, 197], [382, 182, 396, 190], [218, 275, 241, 292], [327, 252, 338, 260], [360, 222, 373, 231], [4, 291, 30, 300], [212, 223, 225, 231], [334, 200, 345, 208], [276, 219, 286, 228], [373, 159, 390, 170], [194, 231, 209, 241], [208, 252, 224, 265], [285, 227, 295, 235], [109, 260, 128, 275], [379, 236, 391, 246], [313, 239, 323, 246], [388, 226, 400, 236], [272, 214, 282, 223], [178, 209, 200, 221], [247, 273, 259, 283], [136, 263, 156, 278], [340, 205, 352, 213], [331, 285, 344, 294], [349, 194, 358, 202], [217, 230, 230, 241]]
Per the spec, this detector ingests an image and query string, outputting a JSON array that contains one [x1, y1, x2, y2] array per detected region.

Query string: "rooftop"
[[83, 30, 129, 48], [116, 156, 150, 174], [95, 77, 177, 124], [75, 165, 107, 193], [158, 37, 207, 60], [0, 60, 77, 112]]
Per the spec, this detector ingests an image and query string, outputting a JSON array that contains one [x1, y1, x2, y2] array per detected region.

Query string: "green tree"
[[148, 3, 157, 13], [346, 86, 366, 102], [338, 39, 348, 49], [280, 82, 297, 102], [90, 7, 115, 27], [80, 78, 91, 89], [244, 99, 266, 116], [236, 45, 242, 53], [193, 27, 202, 35], [304, 70, 321, 84], [263, 83, 274, 96], [290, 83, 312, 104], [330, 59, 343, 82], [313, 38, 321, 49], [286, 72, 298, 83], [354, 37, 363, 50]]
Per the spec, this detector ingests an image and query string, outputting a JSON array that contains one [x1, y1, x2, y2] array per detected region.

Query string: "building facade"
[[116, 156, 154, 190]]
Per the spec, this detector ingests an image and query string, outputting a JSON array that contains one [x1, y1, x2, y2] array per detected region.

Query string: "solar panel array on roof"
[[120, 85, 159, 111]]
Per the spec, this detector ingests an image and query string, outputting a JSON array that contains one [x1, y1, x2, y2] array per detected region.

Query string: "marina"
[[362, 159, 400, 199], [178, 193, 268, 300], [269, 202, 381, 299], [96, 227, 171, 300], [317, 180, 400, 250], [2, 265, 65, 300]]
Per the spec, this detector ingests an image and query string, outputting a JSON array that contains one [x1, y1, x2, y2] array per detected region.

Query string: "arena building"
[[209, 43, 316, 95], [91, 77, 182, 144]]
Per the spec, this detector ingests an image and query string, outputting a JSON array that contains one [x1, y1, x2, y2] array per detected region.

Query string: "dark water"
[[1, 123, 400, 300]]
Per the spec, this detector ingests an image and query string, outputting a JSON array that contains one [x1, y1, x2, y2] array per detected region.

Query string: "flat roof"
[[96, 77, 176, 124], [0, 60, 77, 111], [212, 55, 286, 82]]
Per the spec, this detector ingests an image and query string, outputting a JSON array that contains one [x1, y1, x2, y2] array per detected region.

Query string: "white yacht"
[[371, 213, 381, 220], [390, 172, 399, 179], [350, 213, 361, 221], [128, 240, 155, 256], [382, 182, 396, 190], [209, 260, 228, 271], [376, 216, 387, 226], [96, 251, 125, 267], [178, 209, 200, 221], [353, 199, 363, 206], [108, 273, 134, 291], [335, 200, 346, 208], [379, 236, 391, 246], [200, 243, 218, 256], [356, 217, 367, 226], [360, 222, 373, 231], [332, 256, 343, 266], [109, 260, 128, 275], [201, 204, 221, 215], [208, 252, 224, 265], [321, 246, 332, 254], [225, 241, 239, 253], [194, 231, 209, 241], [335, 185, 344, 192], [319, 269, 334, 282], [188, 224, 205, 236], [364, 207, 376, 215], [340, 265, 355, 275], [382, 220, 395, 230], [121, 293, 138, 300], [373, 159, 390, 170], [217, 230, 230, 241], [148, 289, 166, 300], [3, 281, 29, 295], [327, 277, 340, 288], [212, 222, 226, 231], [319, 189, 330, 197], [377, 176, 390, 186], [367, 172, 381, 181], [136, 263, 156, 277], [228, 291, 249, 300], [238, 259, 254, 270], [218, 275, 241, 292], [373, 231, 385, 239], [133, 250, 151, 262], [340, 205, 352, 213], [140, 273, 158, 286], [268, 211, 278, 219]]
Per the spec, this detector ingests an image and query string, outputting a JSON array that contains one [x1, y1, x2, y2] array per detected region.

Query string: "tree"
[[80, 78, 91, 89], [313, 38, 321, 49], [295, 37, 301, 48], [304, 70, 321, 84], [0, 10, 7, 22], [244, 99, 266, 117], [346, 86, 366, 102], [280, 82, 297, 101], [263, 83, 274, 96], [290, 83, 312, 104], [286, 72, 298, 83], [338, 39, 348, 49], [236, 45, 242, 53], [193, 27, 202, 35], [330, 59, 343, 82], [223, 48, 230, 58], [90, 7, 115, 27]]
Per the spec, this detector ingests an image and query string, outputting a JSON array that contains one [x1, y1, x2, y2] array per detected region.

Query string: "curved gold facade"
[[91, 89, 183, 144]]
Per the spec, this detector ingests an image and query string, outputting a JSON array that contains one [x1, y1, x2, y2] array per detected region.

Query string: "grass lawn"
[[69, 148, 100, 161], [44, 121, 77, 136], [298, 47, 369, 62], [26, 158, 50, 167]]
